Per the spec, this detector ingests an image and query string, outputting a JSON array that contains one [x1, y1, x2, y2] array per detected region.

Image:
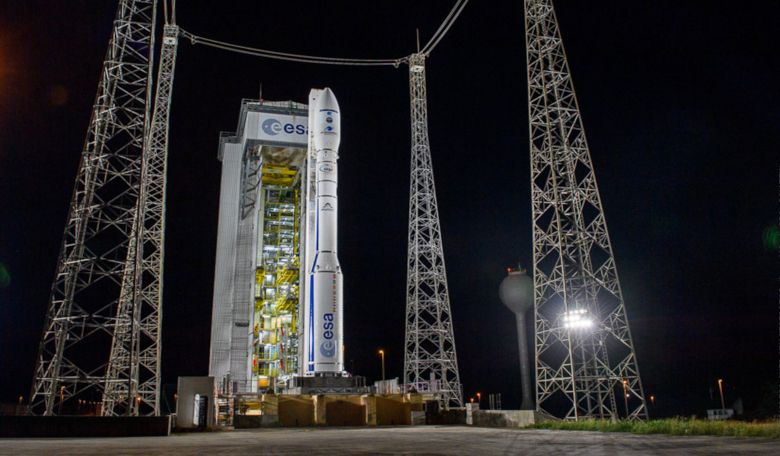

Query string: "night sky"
[[1, 1, 778, 418]]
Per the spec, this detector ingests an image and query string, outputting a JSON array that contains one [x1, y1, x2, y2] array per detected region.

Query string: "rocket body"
[[310, 88, 343, 374]]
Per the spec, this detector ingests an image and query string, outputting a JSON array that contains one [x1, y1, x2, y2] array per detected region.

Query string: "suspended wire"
[[420, 0, 463, 53], [176, 0, 468, 66], [420, 0, 469, 55], [179, 29, 408, 67], [163, 0, 177, 26]]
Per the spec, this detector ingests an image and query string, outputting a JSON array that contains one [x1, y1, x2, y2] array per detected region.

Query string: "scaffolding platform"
[[281, 376, 371, 395]]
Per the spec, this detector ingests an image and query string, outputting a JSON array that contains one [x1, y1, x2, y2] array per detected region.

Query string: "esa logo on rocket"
[[261, 118, 307, 136], [320, 313, 336, 358], [320, 341, 336, 358]]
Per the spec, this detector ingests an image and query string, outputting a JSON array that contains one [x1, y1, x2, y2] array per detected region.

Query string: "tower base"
[[281, 375, 371, 395]]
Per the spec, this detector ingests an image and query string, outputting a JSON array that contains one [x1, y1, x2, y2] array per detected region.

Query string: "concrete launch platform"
[[282, 375, 371, 395], [2, 426, 777, 455], [234, 392, 417, 428]]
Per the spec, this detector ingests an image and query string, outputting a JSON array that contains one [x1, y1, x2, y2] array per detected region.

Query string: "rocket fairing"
[[310, 88, 344, 374]]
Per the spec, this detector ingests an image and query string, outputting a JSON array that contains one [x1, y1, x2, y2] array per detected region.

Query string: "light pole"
[[379, 350, 385, 382], [477, 392, 481, 407], [718, 379, 726, 411]]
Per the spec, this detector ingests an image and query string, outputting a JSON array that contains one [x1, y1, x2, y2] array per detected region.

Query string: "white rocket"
[[310, 88, 344, 374]]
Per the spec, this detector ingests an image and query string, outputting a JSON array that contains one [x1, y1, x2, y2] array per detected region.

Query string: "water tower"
[[499, 265, 534, 410]]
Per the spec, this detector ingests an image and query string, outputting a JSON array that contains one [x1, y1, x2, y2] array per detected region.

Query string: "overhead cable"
[[163, 0, 177, 25], [420, 0, 470, 55], [176, 0, 468, 66], [179, 29, 408, 67]]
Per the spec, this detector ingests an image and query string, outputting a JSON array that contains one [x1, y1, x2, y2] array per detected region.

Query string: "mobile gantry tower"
[[525, 0, 647, 421], [209, 99, 310, 402]]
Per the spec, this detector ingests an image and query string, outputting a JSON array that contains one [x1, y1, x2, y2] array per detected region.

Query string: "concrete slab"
[[0, 426, 776, 455], [472, 410, 550, 427], [0, 416, 170, 438]]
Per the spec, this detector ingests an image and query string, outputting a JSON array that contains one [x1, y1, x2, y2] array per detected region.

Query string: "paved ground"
[[1, 426, 777, 455]]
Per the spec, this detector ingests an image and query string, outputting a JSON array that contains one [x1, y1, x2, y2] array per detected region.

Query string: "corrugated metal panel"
[[229, 204, 256, 393], [209, 144, 243, 383]]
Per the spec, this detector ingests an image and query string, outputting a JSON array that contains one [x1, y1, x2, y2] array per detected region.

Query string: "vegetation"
[[527, 418, 780, 439]]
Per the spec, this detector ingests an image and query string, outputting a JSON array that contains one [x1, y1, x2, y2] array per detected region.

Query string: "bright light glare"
[[563, 308, 593, 329]]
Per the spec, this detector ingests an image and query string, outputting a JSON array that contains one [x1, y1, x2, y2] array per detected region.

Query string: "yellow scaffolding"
[[252, 164, 301, 387], [261, 164, 298, 187]]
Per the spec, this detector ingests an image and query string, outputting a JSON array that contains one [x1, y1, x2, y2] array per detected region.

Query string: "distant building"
[[707, 408, 735, 420]]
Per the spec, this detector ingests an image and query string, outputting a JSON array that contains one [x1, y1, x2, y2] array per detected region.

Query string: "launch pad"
[[208, 88, 363, 426], [281, 376, 371, 395], [28, 0, 651, 424]]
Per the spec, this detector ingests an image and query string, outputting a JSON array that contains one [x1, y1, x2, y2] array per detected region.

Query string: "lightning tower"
[[102, 20, 179, 417], [403, 53, 463, 409], [30, 0, 175, 416], [525, 0, 647, 421]]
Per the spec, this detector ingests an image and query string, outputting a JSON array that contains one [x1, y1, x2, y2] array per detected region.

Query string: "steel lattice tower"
[[403, 53, 463, 409], [525, 0, 647, 421], [103, 23, 178, 417], [30, 0, 166, 416]]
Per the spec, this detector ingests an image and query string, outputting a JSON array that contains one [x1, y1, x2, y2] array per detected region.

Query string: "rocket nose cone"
[[314, 88, 341, 151], [317, 88, 340, 113]]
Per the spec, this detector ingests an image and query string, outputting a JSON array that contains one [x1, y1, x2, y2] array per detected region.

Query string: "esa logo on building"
[[261, 118, 307, 136]]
